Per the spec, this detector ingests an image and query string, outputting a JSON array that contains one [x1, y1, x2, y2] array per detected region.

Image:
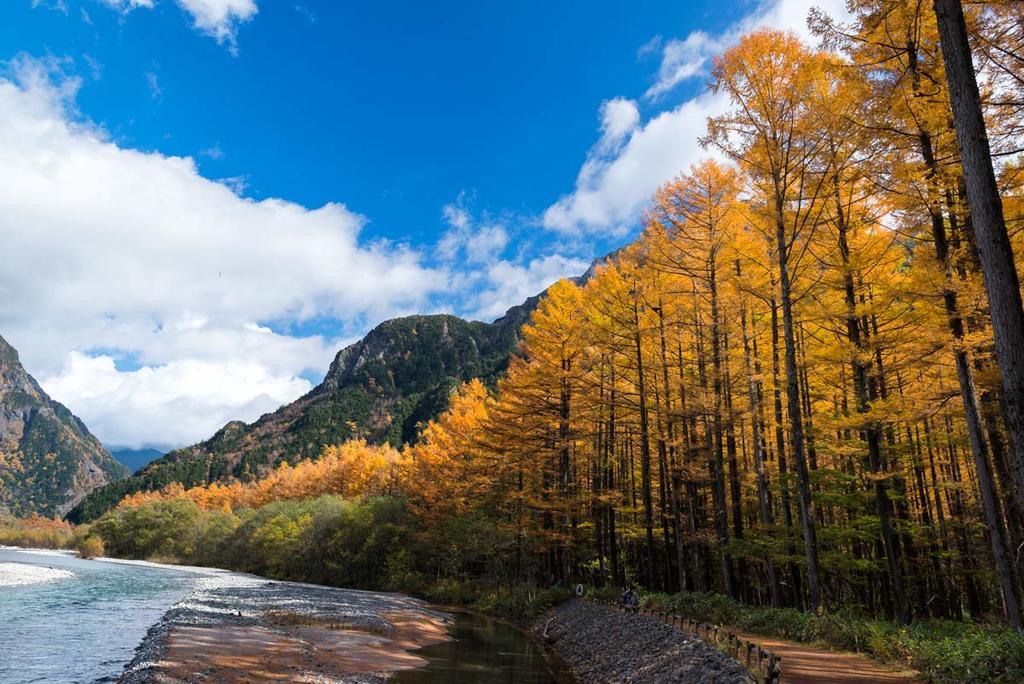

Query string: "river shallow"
[[0, 548, 559, 683], [0, 547, 199, 683]]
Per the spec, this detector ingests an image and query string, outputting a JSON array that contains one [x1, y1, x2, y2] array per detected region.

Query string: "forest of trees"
[[91, 0, 1024, 640]]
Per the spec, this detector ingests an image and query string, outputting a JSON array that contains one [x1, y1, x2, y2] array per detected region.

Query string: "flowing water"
[[0, 547, 198, 683], [0, 548, 559, 683]]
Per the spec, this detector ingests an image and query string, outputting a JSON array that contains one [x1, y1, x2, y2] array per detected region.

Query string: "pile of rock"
[[535, 600, 752, 683]]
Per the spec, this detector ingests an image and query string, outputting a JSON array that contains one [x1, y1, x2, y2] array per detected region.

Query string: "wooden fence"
[[597, 601, 782, 684]]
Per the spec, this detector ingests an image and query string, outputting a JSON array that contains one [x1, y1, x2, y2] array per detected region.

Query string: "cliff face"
[[0, 335, 129, 517]]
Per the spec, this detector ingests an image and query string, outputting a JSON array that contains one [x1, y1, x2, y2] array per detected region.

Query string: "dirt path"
[[643, 610, 922, 683], [728, 629, 921, 684]]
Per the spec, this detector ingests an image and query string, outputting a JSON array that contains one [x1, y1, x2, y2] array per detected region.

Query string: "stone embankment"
[[535, 599, 752, 683]]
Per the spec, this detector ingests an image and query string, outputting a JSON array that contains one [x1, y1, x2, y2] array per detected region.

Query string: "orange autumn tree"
[[118, 440, 403, 512]]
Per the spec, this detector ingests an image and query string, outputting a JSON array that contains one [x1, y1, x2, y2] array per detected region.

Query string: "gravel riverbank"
[[535, 600, 752, 684], [119, 572, 452, 683], [0, 560, 74, 586]]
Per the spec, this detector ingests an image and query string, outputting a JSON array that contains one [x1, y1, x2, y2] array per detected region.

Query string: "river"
[[0, 548, 558, 683], [0, 547, 197, 683]]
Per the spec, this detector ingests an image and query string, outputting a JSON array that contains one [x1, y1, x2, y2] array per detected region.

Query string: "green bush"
[[92, 495, 416, 590], [420, 579, 571, 622]]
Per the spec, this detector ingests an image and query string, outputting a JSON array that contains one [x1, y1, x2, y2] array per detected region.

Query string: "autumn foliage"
[[102, 1, 1024, 643], [118, 440, 404, 512]]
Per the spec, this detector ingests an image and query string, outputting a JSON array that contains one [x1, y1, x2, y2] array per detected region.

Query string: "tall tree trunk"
[[738, 264, 782, 607], [775, 195, 823, 610], [559, 355, 572, 584], [657, 303, 688, 593], [934, 2, 1024, 532], [835, 190, 911, 623], [709, 258, 737, 597], [633, 290, 657, 589], [771, 296, 803, 608]]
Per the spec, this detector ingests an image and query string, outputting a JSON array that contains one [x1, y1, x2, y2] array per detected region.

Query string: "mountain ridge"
[[66, 291, 548, 522], [67, 257, 607, 523]]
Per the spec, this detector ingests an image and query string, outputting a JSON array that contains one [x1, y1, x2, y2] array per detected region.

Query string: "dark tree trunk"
[[775, 198, 822, 610], [934, 0, 1024, 542], [835, 191, 911, 624], [738, 263, 782, 607], [633, 291, 657, 589]]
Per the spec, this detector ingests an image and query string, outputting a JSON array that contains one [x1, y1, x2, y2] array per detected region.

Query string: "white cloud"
[[544, 0, 850, 235], [41, 352, 313, 448], [434, 197, 586, 320], [466, 255, 590, 322], [0, 56, 447, 447], [465, 225, 509, 263], [596, 97, 640, 153], [100, 0, 155, 11], [543, 91, 730, 235], [644, 31, 721, 100], [176, 0, 257, 48], [99, 0, 256, 51], [437, 197, 509, 264], [201, 144, 225, 159], [144, 70, 162, 99]]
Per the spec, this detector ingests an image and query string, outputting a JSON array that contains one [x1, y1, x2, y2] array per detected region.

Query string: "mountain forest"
[[7, 1, 1024, 680]]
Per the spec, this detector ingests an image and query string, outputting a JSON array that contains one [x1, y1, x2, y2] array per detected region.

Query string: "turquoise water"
[[0, 549, 559, 683], [0, 548, 197, 683]]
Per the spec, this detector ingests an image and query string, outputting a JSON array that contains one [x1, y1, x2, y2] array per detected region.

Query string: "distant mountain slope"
[[67, 259, 606, 525], [110, 448, 165, 473], [67, 300, 542, 523], [0, 335, 129, 517]]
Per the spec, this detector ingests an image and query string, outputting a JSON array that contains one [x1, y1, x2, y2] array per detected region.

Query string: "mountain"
[[67, 296, 545, 523], [66, 257, 610, 525], [0, 335, 130, 517], [110, 447, 165, 473]]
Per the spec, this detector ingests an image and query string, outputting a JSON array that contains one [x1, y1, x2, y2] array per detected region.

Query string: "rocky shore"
[[535, 600, 752, 684], [119, 572, 452, 683]]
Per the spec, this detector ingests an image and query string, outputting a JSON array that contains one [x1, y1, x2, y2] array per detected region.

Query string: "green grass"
[[640, 590, 1024, 682]]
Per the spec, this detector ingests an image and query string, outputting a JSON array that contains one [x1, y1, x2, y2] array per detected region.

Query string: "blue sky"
[[0, 0, 844, 448], [7, 1, 736, 248]]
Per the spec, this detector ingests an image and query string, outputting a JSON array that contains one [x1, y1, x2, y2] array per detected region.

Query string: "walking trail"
[[647, 612, 923, 683]]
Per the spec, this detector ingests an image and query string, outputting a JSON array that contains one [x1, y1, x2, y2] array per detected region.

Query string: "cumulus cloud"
[[597, 97, 640, 152], [99, 0, 256, 51], [176, 0, 257, 48], [644, 31, 722, 100], [543, 91, 730, 235], [466, 255, 590, 322], [543, 0, 850, 235], [437, 197, 508, 264], [41, 352, 314, 448], [435, 197, 586, 321], [0, 56, 446, 447]]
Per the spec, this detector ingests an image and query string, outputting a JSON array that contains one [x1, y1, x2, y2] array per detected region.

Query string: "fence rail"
[[596, 600, 782, 684]]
